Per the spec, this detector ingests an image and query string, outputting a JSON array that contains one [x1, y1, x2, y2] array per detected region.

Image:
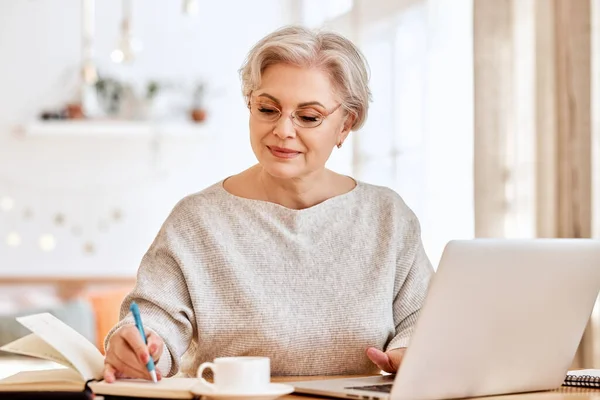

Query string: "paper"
[[89, 377, 199, 399], [0, 334, 77, 371], [0, 369, 85, 392], [0, 368, 82, 385], [567, 369, 600, 377], [15, 313, 104, 381]]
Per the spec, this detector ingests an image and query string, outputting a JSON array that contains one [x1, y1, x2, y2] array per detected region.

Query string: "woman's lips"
[[268, 146, 301, 159]]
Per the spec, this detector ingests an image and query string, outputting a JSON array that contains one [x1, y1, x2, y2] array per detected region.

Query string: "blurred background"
[[0, 0, 598, 370]]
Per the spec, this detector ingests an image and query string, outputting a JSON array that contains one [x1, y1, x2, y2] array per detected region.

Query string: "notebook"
[[0, 313, 199, 399], [563, 370, 600, 388]]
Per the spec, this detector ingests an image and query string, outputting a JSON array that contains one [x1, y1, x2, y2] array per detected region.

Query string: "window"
[[300, 0, 474, 266], [300, 0, 353, 28]]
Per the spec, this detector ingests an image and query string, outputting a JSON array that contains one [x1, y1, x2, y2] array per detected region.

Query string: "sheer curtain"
[[473, 0, 599, 368], [300, 0, 475, 266]]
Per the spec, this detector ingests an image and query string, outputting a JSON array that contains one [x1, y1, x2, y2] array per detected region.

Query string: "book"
[[0, 313, 199, 399], [563, 369, 600, 388]]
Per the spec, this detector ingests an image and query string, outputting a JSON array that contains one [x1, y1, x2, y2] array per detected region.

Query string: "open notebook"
[[0, 313, 200, 399]]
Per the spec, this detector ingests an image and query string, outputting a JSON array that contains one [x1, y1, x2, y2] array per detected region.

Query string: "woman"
[[103, 25, 433, 381]]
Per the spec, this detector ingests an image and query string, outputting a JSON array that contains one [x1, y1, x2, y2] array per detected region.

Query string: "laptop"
[[293, 239, 600, 400]]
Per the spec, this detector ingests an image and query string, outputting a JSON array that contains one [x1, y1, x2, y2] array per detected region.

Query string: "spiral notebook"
[[563, 370, 600, 388]]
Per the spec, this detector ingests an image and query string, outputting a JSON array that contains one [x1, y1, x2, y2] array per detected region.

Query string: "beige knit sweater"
[[105, 180, 433, 377]]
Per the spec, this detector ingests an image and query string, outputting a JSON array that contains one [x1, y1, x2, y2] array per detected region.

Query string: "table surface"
[[273, 376, 600, 400], [1, 357, 600, 399]]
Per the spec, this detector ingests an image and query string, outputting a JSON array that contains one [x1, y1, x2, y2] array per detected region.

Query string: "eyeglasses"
[[248, 100, 342, 129]]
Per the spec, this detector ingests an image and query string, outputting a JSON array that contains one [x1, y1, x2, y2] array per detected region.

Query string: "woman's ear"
[[339, 112, 356, 142], [340, 113, 356, 138]]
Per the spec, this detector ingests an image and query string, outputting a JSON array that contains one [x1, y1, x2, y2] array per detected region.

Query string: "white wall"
[[0, 0, 294, 276]]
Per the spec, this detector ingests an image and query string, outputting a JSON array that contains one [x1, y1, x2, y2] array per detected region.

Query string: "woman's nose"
[[273, 114, 296, 139]]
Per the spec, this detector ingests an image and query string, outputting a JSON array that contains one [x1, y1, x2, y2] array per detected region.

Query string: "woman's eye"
[[297, 112, 322, 123], [258, 105, 279, 114]]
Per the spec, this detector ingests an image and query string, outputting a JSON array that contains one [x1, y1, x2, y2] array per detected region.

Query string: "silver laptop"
[[293, 239, 600, 400]]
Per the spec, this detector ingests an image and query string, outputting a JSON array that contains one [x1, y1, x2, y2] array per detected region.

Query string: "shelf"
[[0, 275, 136, 286], [13, 120, 211, 138]]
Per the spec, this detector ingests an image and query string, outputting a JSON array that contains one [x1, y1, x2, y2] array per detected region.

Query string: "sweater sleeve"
[[386, 213, 434, 351], [104, 202, 196, 377]]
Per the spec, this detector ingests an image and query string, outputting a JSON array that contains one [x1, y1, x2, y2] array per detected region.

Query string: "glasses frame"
[[248, 99, 342, 129]]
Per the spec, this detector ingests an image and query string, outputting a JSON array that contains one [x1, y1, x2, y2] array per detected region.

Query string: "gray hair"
[[239, 25, 371, 131]]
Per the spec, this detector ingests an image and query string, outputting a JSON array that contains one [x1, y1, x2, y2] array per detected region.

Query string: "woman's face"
[[249, 63, 351, 180]]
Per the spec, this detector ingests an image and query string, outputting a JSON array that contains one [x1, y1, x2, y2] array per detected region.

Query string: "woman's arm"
[[388, 225, 433, 351], [104, 202, 196, 378], [367, 213, 434, 373]]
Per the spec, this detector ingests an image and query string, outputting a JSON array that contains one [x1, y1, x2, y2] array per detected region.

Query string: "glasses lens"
[[250, 102, 280, 122], [293, 109, 324, 128]]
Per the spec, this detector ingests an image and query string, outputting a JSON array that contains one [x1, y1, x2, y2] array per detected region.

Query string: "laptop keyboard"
[[345, 384, 394, 393]]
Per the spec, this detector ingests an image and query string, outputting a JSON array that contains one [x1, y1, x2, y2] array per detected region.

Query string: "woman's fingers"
[[121, 326, 151, 364], [110, 346, 153, 380], [103, 363, 117, 383], [104, 354, 162, 382], [366, 347, 395, 373], [366, 347, 406, 373], [146, 331, 164, 362], [384, 348, 406, 372], [104, 325, 165, 383]]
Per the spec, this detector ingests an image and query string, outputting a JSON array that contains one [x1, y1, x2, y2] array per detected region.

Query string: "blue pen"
[[130, 302, 158, 383]]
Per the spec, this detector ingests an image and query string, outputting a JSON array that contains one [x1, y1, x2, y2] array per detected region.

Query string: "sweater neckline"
[[217, 177, 363, 213]]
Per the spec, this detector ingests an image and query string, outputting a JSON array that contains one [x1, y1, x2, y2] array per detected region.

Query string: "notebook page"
[[0, 334, 77, 371], [0, 368, 81, 385], [89, 377, 198, 399], [567, 369, 600, 377], [0, 369, 84, 392], [16, 313, 104, 381]]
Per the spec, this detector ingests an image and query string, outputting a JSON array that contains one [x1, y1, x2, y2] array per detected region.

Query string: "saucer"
[[191, 383, 295, 400]]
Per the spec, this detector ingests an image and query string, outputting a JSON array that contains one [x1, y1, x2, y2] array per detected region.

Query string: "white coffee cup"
[[196, 356, 271, 394]]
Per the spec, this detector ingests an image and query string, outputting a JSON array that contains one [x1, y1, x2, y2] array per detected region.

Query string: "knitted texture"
[[105, 180, 433, 377]]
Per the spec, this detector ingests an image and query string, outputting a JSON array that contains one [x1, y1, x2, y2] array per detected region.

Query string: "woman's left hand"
[[366, 347, 406, 373]]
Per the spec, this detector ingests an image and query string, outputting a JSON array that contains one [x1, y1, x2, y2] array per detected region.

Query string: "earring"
[[337, 141, 343, 149]]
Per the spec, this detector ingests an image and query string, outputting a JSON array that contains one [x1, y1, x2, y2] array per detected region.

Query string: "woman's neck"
[[256, 166, 349, 210]]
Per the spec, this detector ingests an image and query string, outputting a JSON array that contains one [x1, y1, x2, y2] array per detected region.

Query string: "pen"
[[130, 301, 158, 383]]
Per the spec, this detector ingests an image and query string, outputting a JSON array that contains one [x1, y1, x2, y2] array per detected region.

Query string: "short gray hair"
[[239, 25, 371, 131]]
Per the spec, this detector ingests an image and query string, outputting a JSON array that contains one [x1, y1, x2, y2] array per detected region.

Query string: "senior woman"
[[103, 25, 433, 382]]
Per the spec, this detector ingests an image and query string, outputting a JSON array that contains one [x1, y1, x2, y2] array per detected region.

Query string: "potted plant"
[[190, 82, 207, 123], [137, 80, 160, 120], [95, 76, 125, 116]]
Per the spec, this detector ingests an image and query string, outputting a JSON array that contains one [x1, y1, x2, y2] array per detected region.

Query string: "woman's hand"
[[103, 325, 164, 383], [366, 347, 406, 373]]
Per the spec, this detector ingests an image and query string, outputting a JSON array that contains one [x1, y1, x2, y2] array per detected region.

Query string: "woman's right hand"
[[103, 324, 164, 383]]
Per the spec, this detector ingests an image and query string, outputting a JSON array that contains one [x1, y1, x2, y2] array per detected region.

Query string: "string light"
[[0, 196, 15, 211], [23, 208, 33, 220], [6, 232, 21, 247], [39, 234, 57, 252], [54, 213, 66, 227], [83, 242, 96, 255], [182, 0, 199, 16]]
